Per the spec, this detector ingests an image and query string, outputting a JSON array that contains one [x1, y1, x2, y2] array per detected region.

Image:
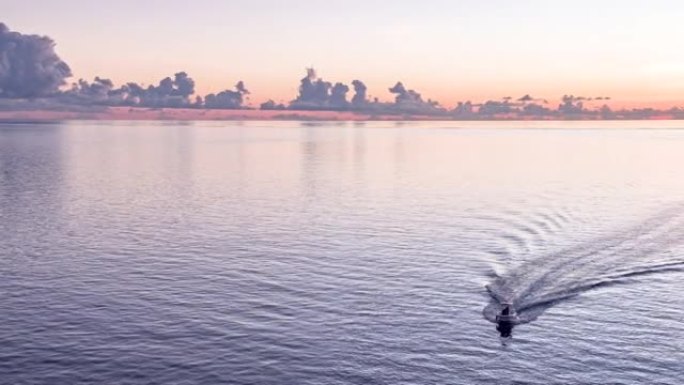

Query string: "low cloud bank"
[[1, 23, 250, 109], [286, 68, 446, 115], [61, 72, 197, 107], [1, 23, 681, 119], [203, 81, 249, 109], [289, 68, 356, 111], [62, 73, 251, 109]]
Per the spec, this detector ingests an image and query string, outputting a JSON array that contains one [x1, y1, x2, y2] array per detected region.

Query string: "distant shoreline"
[[1, 106, 683, 123]]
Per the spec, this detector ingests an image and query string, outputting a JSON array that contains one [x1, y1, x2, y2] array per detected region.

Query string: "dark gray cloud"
[[62, 72, 198, 108], [286, 69, 353, 111], [389, 82, 419, 103], [58, 72, 254, 109], [0, 23, 72, 98], [386, 82, 445, 115], [476, 94, 549, 116], [329, 82, 349, 109], [517, 94, 547, 104], [204, 81, 250, 109], [599, 104, 614, 119], [521, 103, 551, 116], [451, 101, 474, 117], [558, 95, 586, 114], [477, 100, 515, 115], [518, 94, 534, 102], [289, 68, 336, 110], [285, 76, 446, 115], [260, 99, 286, 110], [128, 72, 196, 107], [62, 77, 115, 104], [235, 80, 248, 95], [351, 80, 368, 107]]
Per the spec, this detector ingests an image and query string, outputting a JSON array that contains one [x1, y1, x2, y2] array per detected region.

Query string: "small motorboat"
[[495, 303, 519, 338], [495, 303, 519, 323]]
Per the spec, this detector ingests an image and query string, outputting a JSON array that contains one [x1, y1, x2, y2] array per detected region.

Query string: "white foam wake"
[[484, 204, 684, 324]]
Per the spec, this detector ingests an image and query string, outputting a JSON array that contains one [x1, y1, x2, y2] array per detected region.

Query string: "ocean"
[[1, 120, 683, 384]]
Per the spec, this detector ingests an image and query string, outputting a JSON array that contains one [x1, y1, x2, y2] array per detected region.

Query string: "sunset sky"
[[4, 0, 684, 108]]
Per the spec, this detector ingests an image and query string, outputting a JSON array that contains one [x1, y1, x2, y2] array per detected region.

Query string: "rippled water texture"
[[1, 121, 684, 384]]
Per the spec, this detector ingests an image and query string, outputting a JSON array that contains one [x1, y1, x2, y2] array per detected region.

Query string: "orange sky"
[[3, 1, 684, 110]]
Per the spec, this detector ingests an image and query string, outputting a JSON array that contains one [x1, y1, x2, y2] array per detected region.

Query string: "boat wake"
[[484, 204, 684, 324]]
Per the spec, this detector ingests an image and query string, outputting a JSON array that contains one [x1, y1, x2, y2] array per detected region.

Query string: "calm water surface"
[[1, 121, 683, 384]]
